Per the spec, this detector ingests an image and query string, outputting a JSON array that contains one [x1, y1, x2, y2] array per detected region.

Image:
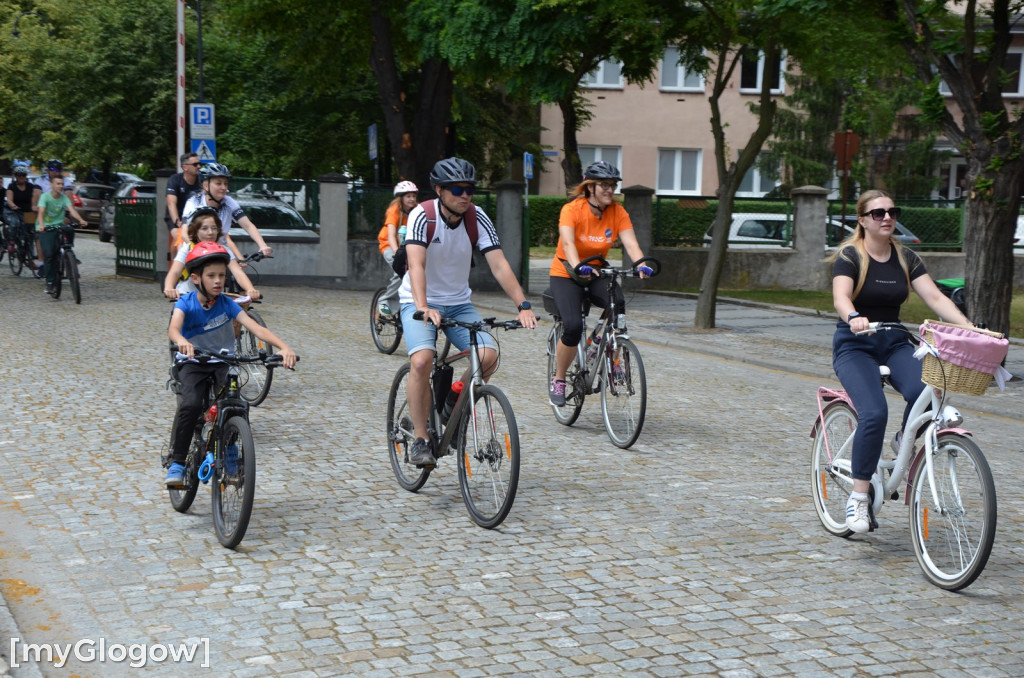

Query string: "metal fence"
[[652, 196, 794, 247], [230, 177, 320, 229], [114, 197, 156, 279], [349, 185, 495, 239], [827, 198, 965, 250]]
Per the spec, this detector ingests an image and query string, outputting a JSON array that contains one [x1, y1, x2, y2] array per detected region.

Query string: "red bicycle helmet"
[[185, 241, 230, 273]]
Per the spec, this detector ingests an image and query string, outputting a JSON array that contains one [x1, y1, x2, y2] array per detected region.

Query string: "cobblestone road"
[[1, 236, 1023, 677]]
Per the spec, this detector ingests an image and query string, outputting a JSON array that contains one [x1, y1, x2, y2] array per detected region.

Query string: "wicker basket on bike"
[[917, 320, 1010, 395]]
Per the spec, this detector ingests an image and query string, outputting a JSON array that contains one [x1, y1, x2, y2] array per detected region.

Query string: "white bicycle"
[[810, 322, 998, 591]]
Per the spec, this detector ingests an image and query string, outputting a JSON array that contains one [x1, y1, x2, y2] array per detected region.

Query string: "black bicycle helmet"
[[429, 157, 476, 187], [13, 164, 29, 176], [200, 162, 232, 180], [46, 158, 63, 172], [583, 160, 621, 181]]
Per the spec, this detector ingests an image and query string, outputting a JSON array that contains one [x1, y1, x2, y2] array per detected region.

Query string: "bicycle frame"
[[815, 369, 969, 515], [430, 331, 487, 458]]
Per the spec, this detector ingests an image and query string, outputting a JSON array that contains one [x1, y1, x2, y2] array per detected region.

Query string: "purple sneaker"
[[549, 378, 566, 407]]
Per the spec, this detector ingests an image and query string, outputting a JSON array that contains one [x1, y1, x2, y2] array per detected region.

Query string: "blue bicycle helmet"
[[46, 158, 63, 172]]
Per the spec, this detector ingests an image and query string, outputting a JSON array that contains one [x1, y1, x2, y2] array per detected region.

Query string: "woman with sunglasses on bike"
[[829, 189, 970, 534], [547, 160, 651, 407]]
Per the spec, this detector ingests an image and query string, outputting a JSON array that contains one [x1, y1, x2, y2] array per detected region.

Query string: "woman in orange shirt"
[[377, 181, 418, 315], [548, 161, 651, 407]]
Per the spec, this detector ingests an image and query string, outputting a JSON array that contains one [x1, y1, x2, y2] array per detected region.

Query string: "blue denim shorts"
[[400, 302, 497, 355]]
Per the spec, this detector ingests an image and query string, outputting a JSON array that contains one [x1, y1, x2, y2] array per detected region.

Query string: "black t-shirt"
[[833, 244, 927, 323], [164, 172, 201, 229], [6, 180, 40, 213]]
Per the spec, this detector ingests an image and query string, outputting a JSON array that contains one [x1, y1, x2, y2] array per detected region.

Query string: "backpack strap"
[[421, 199, 478, 248]]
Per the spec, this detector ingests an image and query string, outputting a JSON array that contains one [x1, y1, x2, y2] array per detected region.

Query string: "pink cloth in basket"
[[920, 323, 1009, 375]]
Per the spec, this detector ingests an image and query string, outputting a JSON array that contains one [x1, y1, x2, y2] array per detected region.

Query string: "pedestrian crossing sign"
[[191, 139, 217, 162]]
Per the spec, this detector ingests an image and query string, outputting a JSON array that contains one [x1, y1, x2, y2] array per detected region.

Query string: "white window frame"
[[736, 152, 781, 198], [582, 59, 624, 89], [660, 47, 704, 92], [579, 146, 622, 192], [739, 50, 786, 95], [937, 48, 1024, 97], [656, 148, 702, 196]]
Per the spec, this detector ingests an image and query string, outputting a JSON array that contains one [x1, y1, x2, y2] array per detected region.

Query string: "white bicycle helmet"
[[394, 180, 418, 196]]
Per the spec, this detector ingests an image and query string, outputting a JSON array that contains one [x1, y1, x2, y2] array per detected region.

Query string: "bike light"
[[938, 405, 963, 428]]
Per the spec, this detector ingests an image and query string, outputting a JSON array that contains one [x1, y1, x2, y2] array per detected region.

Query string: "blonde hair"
[[388, 192, 418, 216], [827, 189, 910, 299], [568, 178, 599, 200]]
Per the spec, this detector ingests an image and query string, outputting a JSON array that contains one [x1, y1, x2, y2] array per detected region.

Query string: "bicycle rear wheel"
[[457, 384, 520, 528], [810, 400, 857, 537], [7, 233, 23, 276], [600, 338, 647, 448], [370, 288, 403, 354], [64, 250, 81, 304], [909, 433, 996, 591], [236, 308, 274, 406], [386, 363, 431, 491], [168, 424, 203, 513], [547, 323, 585, 426], [211, 416, 257, 549]]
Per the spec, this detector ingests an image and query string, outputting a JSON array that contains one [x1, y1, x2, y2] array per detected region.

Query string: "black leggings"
[[549, 275, 625, 347], [169, 362, 228, 463]]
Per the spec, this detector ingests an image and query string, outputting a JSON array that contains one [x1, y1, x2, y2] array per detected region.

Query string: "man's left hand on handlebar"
[[517, 308, 539, 329]]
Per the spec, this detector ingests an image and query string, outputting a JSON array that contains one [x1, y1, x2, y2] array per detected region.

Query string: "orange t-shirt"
[[377, 204, 408, 254], [549, 198, 633, 278]]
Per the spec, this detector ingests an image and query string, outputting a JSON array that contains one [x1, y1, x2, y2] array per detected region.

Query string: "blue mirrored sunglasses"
[[448, 185, 476, 197]]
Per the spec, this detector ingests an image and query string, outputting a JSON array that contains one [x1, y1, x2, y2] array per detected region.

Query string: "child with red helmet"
[[164, 242, 296, 487]]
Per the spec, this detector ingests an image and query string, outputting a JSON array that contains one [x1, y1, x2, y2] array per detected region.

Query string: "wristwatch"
[[517, 301, 532, 312], [847, 311, 861, 323]]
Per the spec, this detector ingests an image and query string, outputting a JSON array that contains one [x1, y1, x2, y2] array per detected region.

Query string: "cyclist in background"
[[165, 152, 202, 245], [829, 189, 970, 534], [180, 163, 273, 258], [377, 180, 418, 316], [400, 157, 537, 468], [35, 158, 74, 196], [547, 160, 651, 407], [36, 175, 86, 297], [5, 163, 41, 241]]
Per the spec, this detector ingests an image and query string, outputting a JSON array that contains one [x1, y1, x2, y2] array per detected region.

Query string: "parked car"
[[703, 213, 799, 249], [85, 169, 145, 190], [98, 180, 156, 242], [831, 215, 922, 247], [71, 183, 114, 229], [1015, 216, 1024, 249], [228, 191, 315, 238]]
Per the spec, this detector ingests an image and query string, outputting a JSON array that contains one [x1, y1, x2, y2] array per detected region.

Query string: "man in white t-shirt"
[[399, 157, 537, 468]]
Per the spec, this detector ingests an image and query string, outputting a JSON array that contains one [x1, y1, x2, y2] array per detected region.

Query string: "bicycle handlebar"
[[574, 255, 661, 278], [188, 347, 299, 368], [412, 311, 523, 331], [242, 251, 272, 264]]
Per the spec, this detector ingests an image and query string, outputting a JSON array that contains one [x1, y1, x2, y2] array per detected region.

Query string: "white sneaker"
[[890, 431, 902, 455], [846, 492, 870, 534]]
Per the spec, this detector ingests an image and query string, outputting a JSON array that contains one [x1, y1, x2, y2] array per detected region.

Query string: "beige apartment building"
[[536, 43, 1024, 200]]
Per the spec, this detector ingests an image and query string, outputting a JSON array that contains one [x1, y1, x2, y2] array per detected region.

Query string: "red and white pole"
[[176, 0, 186, 162]]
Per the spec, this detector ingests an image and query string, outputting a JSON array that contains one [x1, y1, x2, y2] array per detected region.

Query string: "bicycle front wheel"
[[64, 251, 81, 304], [370, 288, 403, 354], [909, 433, 996, 591], [810, 400, 857, 537], [457, 384, 520, 528], [236, 308, 274, 406], [386, 363, 431, 491], [600, 338, 646, 448], [547, 323, 584, 426], [211, 416, 257, 549], [7, 236, 23, 276]]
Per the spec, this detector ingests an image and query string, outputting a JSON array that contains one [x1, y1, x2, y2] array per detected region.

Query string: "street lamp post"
[[12, 11, 53, 38]]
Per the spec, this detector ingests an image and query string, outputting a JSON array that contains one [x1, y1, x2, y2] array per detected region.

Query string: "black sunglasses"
[[862, 207, 902, 221], [448, 185, 475, 197]]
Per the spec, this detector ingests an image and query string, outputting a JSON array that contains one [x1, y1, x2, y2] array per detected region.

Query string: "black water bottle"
[[442, 381, 464, 423]]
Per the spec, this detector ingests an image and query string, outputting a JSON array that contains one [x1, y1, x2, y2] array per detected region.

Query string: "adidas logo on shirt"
[[431, 236, 441, 244]]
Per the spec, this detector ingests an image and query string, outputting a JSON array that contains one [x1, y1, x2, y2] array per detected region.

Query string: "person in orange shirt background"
[[376, 180, 419, 316], [547, 161, 652, 407]]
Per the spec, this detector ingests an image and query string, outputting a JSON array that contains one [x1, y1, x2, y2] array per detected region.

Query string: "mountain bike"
[[164, 348, 299, 549], [51, 224, 83, 304], [2, 210, 32, 276], [370, 287, 451, 359], [386, 313, 522, 528], [545, 255, 660, 448], [810, 322, 1000, 590]]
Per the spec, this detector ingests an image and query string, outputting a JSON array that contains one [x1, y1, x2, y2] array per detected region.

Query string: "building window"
[[582, 59, 624, 89], [660, 47, 704, 92], [937, 49, 1024, 97], [739, 49, 785, 94], [579, 146, 622, 190], [737, 152, 780, 197], [657, 149, 701, 195]]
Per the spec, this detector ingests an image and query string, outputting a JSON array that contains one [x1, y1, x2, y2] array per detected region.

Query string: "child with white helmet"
[[376, 180, 419, 315]]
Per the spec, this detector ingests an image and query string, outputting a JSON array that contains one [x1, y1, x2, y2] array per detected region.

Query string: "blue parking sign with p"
[[189, 103, 216, 139]]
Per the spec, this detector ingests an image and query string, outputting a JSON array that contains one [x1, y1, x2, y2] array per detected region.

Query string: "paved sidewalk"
[[0, 238, 1021, 677]]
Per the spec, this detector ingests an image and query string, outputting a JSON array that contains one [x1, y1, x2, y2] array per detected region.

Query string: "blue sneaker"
[[165, 462, 186, 488], [223, 444, 239, 476]]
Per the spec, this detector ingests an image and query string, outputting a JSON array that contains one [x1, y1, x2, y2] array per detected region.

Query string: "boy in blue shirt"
[[165, 242, 296, 486]]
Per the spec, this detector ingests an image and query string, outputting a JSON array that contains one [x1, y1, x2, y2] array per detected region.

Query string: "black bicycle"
[[370, 287, 451, 359], [51, 224, 83, 304], [164, 348, 298, 549], [2, 209, 34, 277], [228, 251, 276, 406]]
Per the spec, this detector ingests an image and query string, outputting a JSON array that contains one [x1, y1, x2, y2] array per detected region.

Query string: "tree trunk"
[[369, 1, 416, 181], [413, 59, 453, 188], [695, 191, 737, 328], [961, 141, 1020, 334], [558, 97, 583, 192]]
